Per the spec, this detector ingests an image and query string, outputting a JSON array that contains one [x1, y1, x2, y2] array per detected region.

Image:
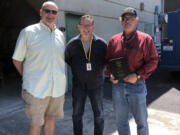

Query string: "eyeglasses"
[[79, 24, 94, 28], [42, 8, 58, 15], [122, 16, 136, 21]]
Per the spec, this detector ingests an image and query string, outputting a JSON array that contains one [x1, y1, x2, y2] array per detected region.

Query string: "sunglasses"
[[122, 16, 136, 21], [43, 8, 58, 15]]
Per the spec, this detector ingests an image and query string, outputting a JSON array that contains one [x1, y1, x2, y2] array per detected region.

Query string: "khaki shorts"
[[22, 89, 65, 126]]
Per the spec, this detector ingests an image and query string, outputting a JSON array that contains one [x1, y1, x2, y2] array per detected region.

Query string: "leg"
[[72, 87, 87, 135], [129, 93, 149, 135], [29, 125, 41, 135], [22, 90, 49, 135], [112, 83, 131, 135], [44, 95, 65, 135], [88, 87, 104, 135], [43, 117, 55, 135]]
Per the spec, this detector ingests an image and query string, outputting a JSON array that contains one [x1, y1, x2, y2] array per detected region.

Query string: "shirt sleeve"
[[12, 29, 27, 61], [104, 38, 114, 76], [136, 37, 159, 80], [101, 40, 108, 65]]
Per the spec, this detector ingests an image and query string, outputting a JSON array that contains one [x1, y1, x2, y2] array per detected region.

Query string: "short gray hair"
[[79, 14, 94, 25]]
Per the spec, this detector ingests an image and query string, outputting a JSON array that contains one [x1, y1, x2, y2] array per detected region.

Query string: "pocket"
[[22, 89, 34, 107]]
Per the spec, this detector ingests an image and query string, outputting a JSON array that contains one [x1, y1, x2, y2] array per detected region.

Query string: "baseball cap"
[[121, 7, 137, 17]]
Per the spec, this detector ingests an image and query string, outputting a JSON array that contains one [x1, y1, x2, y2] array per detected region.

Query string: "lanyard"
[[81, 39, 93, 62]]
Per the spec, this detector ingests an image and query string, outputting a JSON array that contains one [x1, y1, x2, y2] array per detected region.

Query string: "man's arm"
[[13, 59, 23, 76], [105, 38, 119, 84], [136, 37, 159, 80], [105, 38, 113, 77]]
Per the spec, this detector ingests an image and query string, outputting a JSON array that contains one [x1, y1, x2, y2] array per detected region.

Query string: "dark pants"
[[72, 86, 104, 135]]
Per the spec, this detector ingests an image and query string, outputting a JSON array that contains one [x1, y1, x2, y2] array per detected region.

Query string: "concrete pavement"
[[0, 73, 180, 135], [0, 92, 180, 135]]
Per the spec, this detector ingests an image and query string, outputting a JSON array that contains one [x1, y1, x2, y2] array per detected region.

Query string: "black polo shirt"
[[65, 34, 107, 89]]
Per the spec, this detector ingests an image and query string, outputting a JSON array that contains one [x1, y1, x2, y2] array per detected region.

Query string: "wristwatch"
[[135, 72, 141, 79]]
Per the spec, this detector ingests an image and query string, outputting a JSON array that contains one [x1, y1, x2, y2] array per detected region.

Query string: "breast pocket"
[[28, 40, 46, 56]]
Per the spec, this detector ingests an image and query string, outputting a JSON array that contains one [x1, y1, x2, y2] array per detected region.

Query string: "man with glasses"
[[105, 7, 158, 135], [12, 1, 66, 135], [65, 15, 107, 135]]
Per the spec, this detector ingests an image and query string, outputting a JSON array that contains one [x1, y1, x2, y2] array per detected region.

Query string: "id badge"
[[86, 62, 92, 71]]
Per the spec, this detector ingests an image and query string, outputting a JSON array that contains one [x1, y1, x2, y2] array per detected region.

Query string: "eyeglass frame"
[[79, 23, 94, 28], [120, 15, 137, 22], [42, 8, 58, 15]]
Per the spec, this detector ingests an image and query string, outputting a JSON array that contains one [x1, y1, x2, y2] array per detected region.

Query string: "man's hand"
[[110, 74, 119, 84], [123, 73, 137, 84]]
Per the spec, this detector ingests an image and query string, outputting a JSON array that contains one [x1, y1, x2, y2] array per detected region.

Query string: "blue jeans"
[[112, 80, 149, 135], [72, 86, 104, 135]]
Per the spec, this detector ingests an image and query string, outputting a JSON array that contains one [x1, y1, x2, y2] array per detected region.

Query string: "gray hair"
[[79, 14, 94, 25]]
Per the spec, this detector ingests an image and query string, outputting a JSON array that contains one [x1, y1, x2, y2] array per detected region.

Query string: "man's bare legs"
[[43, 117, 55, 135], [29, 117, 55, 135]]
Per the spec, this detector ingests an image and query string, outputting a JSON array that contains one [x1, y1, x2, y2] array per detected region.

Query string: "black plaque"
[[109, 57, 130, 81]]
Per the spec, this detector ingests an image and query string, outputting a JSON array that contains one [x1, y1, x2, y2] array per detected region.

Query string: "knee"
[[72, 111, 84, 121], [73, 107, 84, 116], [45, 117, 55, 123], [136, 119, 148, 128], [94, 112, 104, 121], [93, 105, 104, 117]]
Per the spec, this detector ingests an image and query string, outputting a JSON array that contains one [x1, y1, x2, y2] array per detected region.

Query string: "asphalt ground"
[[0, 70, 180, 135]]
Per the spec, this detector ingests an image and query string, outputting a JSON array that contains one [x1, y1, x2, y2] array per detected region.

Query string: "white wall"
[[55, 0, 162, 42]]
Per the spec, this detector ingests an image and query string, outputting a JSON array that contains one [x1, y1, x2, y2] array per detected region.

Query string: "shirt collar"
[[40, 21, 56, 32], [122, 30, 136, 41]]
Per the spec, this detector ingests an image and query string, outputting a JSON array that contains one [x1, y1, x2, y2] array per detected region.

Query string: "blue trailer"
[[159, 9, 180, 71]]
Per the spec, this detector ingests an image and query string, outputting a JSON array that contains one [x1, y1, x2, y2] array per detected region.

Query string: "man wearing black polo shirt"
[[65, 15, 107, 135], [105, 7, 158, 135]]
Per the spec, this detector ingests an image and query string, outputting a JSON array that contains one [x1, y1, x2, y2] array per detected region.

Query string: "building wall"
[[55, 0, 162, 42]]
